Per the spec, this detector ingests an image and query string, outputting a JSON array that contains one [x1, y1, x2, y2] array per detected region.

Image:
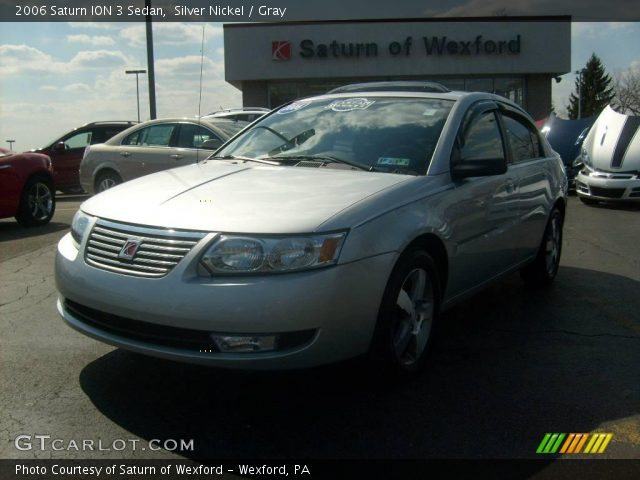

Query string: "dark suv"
[[32, 121, 136, 193]]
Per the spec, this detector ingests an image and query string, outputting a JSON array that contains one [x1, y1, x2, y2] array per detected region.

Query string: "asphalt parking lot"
[[1, 195, 639, 463]]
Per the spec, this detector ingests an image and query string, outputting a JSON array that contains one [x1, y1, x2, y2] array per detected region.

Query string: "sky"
[[1, 21, 639, 152]]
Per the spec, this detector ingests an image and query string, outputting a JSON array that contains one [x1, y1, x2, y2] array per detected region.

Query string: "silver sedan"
[[79, 118, 246, 194], [56, 85, 567, 377]]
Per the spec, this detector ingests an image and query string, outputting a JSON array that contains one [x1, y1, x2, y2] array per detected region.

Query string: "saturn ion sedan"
[[55, 84, 568, 376]]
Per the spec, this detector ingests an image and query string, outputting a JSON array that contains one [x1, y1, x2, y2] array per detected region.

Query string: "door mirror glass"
[[201, 138, 223, 150]]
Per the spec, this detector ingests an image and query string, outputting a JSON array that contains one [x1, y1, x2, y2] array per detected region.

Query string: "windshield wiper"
[[271, 155, 378, 172], [207, 154, 281, 166]]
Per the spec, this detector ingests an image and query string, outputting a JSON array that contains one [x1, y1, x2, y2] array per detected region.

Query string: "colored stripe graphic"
[[611, 117, 640, 168], [536, 433, 565, 454], [538, 433, 613, 454]]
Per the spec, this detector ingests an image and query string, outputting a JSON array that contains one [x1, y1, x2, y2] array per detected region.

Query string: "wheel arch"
[[402, 233, 449, 298]]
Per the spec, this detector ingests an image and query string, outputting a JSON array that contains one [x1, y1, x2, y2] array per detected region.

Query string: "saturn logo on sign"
[[118, 239, 141, 260], [272, 41, 291, 60]]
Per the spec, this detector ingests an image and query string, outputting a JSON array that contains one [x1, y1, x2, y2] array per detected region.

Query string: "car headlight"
[[71, 210, 92, 246], [579, 148, 592, 168], [199, 232, 347, 275]]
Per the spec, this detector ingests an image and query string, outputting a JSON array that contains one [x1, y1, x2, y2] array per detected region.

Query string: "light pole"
[[6, 139, 15, 150], [575, 69, 583, 119], [125, 69, 146, 122]]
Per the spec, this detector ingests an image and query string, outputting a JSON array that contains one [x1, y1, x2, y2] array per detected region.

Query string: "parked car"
[[55, 84, 567, 376], [541, 113, 595, 188], [0, 148, 56, 226], [79, 118, 247, 194], [203, 107, 270, 123], [32, 121, 136, 194], [575, 106, 640, 204]]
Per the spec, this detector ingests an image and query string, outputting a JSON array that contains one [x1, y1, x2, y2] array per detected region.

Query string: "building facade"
[[224, 18, 571, 120]]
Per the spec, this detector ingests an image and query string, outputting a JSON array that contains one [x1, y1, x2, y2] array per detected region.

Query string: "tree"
[[567, 53, 615, 119], [613, 67, 640, 115]]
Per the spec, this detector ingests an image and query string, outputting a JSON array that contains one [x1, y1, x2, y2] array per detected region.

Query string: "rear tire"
[[95, 171, 122, 193], [520, 207, 563, 286], [15, 176, 56, 227], [368, 248, 441, 379]]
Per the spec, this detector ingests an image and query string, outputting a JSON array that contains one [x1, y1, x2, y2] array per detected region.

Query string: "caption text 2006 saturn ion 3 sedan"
[[55, 82, 568, 377]]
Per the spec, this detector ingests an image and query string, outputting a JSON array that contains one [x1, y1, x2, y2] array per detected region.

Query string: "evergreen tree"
[[567, 53, 615, 119]]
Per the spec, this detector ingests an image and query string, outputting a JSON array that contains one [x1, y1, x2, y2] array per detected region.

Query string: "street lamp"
[[125, 69, 146, 122], [6, 139, 15, 150], [575, 69, 584, 119]]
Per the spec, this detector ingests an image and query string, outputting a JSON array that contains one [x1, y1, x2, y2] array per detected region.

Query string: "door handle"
[[120, 151, 130, 158], [170, 154, 183, 160], [0, 164, 12, 170], [505, 180, 516, 193]]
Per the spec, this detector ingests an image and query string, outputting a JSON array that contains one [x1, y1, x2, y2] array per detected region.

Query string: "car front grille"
[[84, 220, 207, 278], [588, 187, 626, 199]]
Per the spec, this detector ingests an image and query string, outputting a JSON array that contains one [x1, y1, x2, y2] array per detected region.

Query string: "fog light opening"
[[211, 334, 278, 353]]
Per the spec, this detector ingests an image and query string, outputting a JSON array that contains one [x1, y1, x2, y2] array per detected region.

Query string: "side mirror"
[[451, 157, 507, 179], [201, 138, 222, 150], [52, 141, 67, 152]]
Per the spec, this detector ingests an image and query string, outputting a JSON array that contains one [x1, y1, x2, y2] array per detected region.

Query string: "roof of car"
[[328, 81, 450, 94]]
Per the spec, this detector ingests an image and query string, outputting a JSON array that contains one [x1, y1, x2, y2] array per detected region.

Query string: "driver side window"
[[459, 111, 505, 162], [64, 131, 92, 149]]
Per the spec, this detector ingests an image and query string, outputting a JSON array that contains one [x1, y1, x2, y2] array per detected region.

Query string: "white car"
[[55, 84, 567, 376], [576, 105, 640, 203]]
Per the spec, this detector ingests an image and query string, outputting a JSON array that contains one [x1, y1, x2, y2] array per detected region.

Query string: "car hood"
[[583, 106, 640, 172], [81, 162, 411, 233]]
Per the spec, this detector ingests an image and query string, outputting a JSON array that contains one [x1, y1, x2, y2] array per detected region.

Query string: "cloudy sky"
[[1, 21, 639, 152]]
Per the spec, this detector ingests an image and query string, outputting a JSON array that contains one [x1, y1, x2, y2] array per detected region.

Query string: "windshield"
[[214, 96, 453, 175]]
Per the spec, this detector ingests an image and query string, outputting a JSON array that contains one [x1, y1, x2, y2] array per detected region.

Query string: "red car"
[[31, 121, 135, 193], [0, 148, 56, 226]]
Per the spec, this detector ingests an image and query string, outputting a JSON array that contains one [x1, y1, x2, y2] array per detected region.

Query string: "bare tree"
[[613, 67, 640, 115]]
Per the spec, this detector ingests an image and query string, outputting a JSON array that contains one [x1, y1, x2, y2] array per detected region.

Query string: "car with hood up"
[[55, 83, 567, 377], [541, 113, 596, 188], [575, 106, 640, 204]]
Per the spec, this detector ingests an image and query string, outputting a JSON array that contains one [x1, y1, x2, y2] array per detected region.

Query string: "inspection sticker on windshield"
[[377, 157, 410, 166], [278, 100, 311, 114], [423, 108, 439, 116], [327, 98, 374, 112]]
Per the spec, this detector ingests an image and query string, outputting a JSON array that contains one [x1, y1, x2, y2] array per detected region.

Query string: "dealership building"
[[223, 17, 570, 120]]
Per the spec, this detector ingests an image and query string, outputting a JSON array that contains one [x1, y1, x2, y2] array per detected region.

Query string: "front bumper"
[[55, 232, 396, 369], [576, 169, 640, 202]]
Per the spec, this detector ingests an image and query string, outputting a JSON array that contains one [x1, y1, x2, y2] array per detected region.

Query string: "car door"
[[447, 103, 521, 294], [0, 156, 21, 216], [116, 123, 178, 181], [48, 129, 92, 189], [500, 110, 553, 259], [171, 123, 224, 165]]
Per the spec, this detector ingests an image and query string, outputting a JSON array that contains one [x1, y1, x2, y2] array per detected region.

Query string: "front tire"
[[520, 207, 563, 286], [15, 176, 56, 227], [368, 248, 441, 378]]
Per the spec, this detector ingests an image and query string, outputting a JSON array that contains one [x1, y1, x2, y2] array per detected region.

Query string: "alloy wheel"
[[392, 268, 435, 366], [27, 182, 53, 221]]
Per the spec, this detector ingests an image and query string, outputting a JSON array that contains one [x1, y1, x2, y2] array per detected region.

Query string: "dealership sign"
[[272, 35, 521, 60]]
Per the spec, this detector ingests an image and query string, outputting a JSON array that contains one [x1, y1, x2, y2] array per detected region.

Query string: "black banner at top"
[[1, 0, 640, 22]]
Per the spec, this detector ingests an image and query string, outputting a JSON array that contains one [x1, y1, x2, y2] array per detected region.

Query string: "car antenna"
[[196, 24, 205, 164]]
